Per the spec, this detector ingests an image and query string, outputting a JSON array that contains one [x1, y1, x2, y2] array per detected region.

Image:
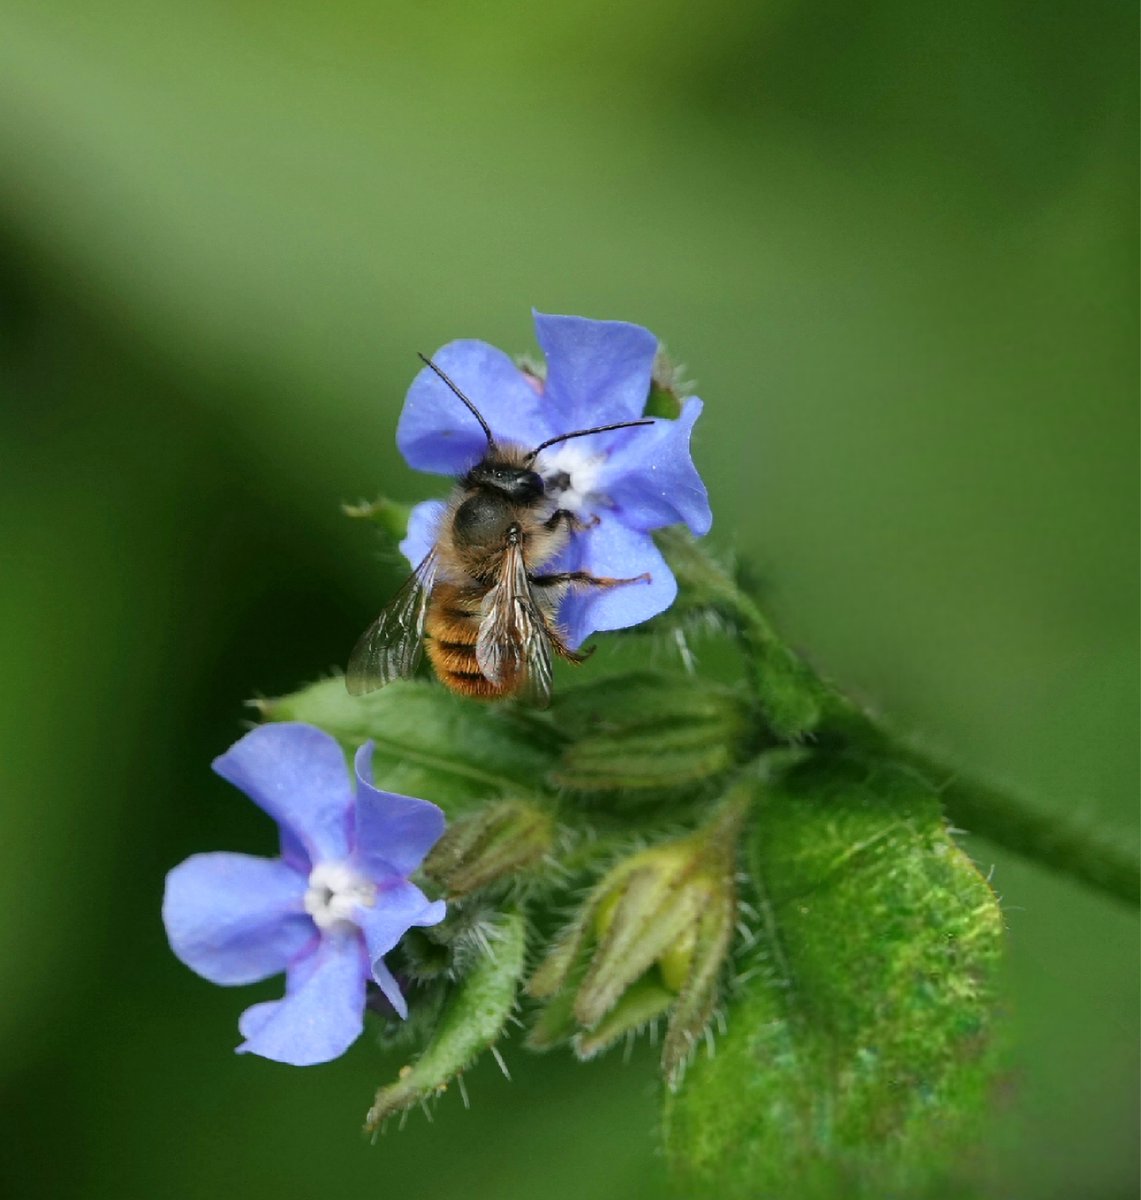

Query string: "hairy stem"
[[661, 530, 1140, 908], [896, 745, 1140, 905]]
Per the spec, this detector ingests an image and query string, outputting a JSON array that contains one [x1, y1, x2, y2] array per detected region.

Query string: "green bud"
[[644, 348, 689, 419], [527, 784, 751, 1087], [554, 737, 739, 795], [574, 976, 676, 1060], [423, 799, 556, 897], [548, 671, 754, 798], [575, 842, 709, 1028], [525, 960, 585, 1051], [551, 669, 746, 735]]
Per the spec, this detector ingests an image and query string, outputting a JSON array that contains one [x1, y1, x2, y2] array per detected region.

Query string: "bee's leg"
[[543, 509, 601, 534], [530, 571, 650, 665], [544, 626, 593, 665], [528, 570, 652, 589]]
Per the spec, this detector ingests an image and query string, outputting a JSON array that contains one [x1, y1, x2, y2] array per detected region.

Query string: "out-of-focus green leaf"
[[663, 758, 1003, 1199], [365, 908, 527, 1131], [342, 495, 413, 541]]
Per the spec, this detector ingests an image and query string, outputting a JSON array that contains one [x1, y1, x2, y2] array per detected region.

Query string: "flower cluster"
[[164, 312, 715, 1069], [397, 311, 712, 647], [163, 723, 445, 1065]]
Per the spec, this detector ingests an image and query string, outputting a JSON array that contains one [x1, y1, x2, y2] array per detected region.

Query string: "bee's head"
[[466, 461, 545, 501]]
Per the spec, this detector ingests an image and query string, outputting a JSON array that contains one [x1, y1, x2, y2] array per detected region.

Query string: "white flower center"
[[537, 444, 608, 516], [304, 862, 376, 933]]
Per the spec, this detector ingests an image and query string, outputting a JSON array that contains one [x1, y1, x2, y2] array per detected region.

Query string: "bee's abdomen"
[[425, 585, 511, 700]]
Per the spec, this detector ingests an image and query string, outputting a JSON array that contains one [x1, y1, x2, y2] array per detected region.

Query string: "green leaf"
[[663, 757, 1003, 1199], [260, 678, 561, 809], [365, 908, 528, 1131]]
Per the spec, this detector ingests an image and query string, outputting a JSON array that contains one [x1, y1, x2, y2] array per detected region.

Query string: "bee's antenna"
[[525, 419, 654, 464], [417, 353, 495, 448]]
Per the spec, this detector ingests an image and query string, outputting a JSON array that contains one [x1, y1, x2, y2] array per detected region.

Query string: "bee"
[[346, 355, 653, 706]]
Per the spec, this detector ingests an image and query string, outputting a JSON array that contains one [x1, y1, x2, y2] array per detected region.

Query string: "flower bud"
[[422, 799, 555, 898], [527, 784, 751, 1087], [645, 348, 689, 420], [548, 671, 754, 799]]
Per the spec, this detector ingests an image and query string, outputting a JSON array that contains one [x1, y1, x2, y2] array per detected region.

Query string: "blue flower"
[[162, 723, 446, 1066], [396, 312, 712, 648]]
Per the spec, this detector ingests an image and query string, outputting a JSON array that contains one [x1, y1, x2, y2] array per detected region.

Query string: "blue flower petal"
[[354, 878, 447, 1019], [163, 852, 312, 985], [370, 959, 408, 1020], [599, 398, 712, 535], [212, 724, 353, 866], [399, 499, 447, 571], [534, 312, 658, 429], [397, 340, 550, 475], [353, 742, 446, 877], [278, 827, 309, 874], [356, 879, 446, 960], [556, 521, 677, 648], [236, 931, 367, 1065]]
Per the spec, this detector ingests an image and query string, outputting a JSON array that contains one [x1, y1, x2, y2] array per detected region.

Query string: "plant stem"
[[895, 744, 1140, 905], [661, 531, 1141, 909]]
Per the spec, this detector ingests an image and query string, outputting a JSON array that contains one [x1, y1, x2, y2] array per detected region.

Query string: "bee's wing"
[[346, 551, 438, 695], [475, 540, 554, 709]]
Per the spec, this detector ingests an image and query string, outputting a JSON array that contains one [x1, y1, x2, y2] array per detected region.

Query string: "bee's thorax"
[[453, 490, 517, 548]]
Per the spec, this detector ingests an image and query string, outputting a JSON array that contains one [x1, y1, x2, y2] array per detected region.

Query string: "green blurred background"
[[0, 1, 1136, 1197]]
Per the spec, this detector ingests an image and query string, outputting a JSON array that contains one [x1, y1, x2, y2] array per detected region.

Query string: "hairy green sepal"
[[365, 909, 527, 1131], [529, 787, 747, 1086]]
